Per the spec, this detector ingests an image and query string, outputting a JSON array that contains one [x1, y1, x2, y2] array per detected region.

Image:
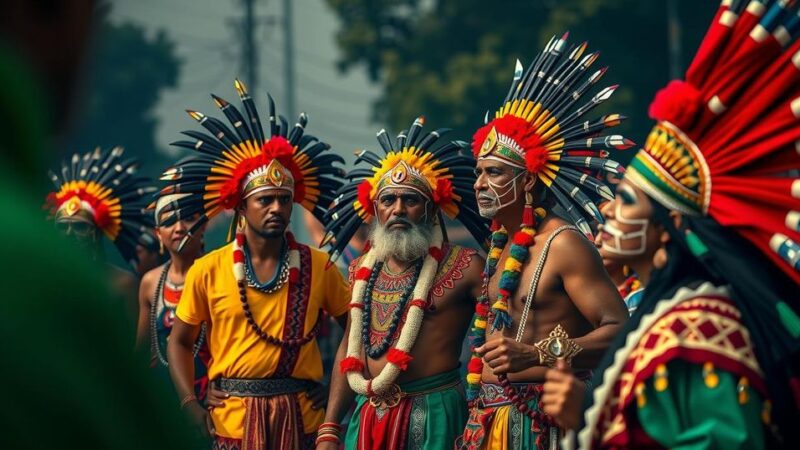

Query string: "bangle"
[[317, 422, 342, 433], [179, 393, 198, 409], [315, 434, 341, 446]]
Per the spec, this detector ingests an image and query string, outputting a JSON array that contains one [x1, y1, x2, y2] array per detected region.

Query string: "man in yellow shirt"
[[165, 79, 349, 450]]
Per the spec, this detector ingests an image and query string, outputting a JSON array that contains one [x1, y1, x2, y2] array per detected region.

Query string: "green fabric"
[[345, 369, 468, 449], [776, 301, 800, 338], [0, 45, 200, 449], [629, 156, 700, 214], [638, 360, 765, 450]]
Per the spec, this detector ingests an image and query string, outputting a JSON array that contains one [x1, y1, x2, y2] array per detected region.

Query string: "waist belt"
[[479, 382, 540, 408], [217, 377, 316, 397]]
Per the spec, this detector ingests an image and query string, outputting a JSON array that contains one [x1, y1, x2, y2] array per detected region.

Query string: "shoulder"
[[636, 293, 764, 391], [431, 244, 484, 295], [139, 265, 163, 297], [186, 243, 231, 279]]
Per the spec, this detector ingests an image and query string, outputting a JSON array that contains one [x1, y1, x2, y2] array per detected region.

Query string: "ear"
[[522, 171, 537, 192]]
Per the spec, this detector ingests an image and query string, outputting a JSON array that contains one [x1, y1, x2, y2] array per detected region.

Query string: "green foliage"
[[326, 0, 715, 162], [68, 18, 181, 177]]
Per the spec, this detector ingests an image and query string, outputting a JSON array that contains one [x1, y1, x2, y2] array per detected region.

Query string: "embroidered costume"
[[166, 79, 350, 449], [578, 3, 800, 448], [461, 33, 632, 450], [326, 117, 488, 449]]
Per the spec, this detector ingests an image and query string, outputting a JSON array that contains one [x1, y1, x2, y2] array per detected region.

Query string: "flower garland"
[[232, 230, 319, 346], [466, 209, 545, 404], [339, 226, 444, 396]]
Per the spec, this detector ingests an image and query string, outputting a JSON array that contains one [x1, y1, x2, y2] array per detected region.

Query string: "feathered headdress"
[[322, 116, 489, 264], [160, 79, 345, 249], [46, 146, 157, 267], [626, 0, 800, 284], [473, 33, 634, 236]]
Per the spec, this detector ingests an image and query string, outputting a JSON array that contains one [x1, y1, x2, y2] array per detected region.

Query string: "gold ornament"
[[534, 324, 583, 368]]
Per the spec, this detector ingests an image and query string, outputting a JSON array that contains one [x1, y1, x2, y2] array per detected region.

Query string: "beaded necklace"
[[466, 210, 545, 405], [361, 259, 424, 358], [150, 262, 205, 366]]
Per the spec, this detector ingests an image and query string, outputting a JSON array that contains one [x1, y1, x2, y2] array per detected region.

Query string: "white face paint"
[[601, 200, 650, 256], [477, 169, 525, 219]]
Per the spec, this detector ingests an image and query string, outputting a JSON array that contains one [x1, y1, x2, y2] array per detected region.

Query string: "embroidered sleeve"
[[431, 245, 477, 298]]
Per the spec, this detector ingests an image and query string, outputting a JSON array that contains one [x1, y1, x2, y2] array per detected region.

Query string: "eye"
[[618, 189, 636, 205], [279, 195, 291, 205], [403, 195, 420, 206], [380, 195, 395, 206], [474, 168, 482, 177]]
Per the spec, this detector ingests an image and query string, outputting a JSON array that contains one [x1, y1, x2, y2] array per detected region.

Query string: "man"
[[317, 117, 489, 449], [595, 200, 643, 314], [46, 146, 158, 318], [458, 33, 631, 449], [165, 80, 350, 449], [543, 3, 800, 448], [136, 191, 210, 401]]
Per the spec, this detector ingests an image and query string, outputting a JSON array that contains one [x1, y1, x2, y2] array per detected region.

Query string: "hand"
[[205, 383, 229, 410], [306, 382, 329, 410], [476, 336, 538, 375], [185, 400, 215, 439], [541, 359, 585, 430]]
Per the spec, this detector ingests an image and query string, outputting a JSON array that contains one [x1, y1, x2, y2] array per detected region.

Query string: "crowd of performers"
[[45, 2, 800, 449]]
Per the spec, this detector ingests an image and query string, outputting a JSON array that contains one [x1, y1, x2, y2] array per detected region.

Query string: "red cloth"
[[356, 397, 413, 450]]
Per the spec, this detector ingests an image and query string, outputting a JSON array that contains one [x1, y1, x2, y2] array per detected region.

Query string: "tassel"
[[522, 191, 534, 227]]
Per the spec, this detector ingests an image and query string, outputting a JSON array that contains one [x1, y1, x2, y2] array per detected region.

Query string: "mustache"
[[478, 193, 497, 201], [385, 217, 414, 228]]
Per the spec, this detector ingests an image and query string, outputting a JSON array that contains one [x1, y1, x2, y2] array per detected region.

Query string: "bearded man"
[[458, 34, 631, 450], [316, 117, 489, 450]]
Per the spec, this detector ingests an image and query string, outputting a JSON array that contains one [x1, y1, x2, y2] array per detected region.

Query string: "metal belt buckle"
[[369, 383, 404, 410]]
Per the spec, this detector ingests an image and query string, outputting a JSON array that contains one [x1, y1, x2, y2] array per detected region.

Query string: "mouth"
[[387, 221, 411, 230], [477, 197, 495, 207]]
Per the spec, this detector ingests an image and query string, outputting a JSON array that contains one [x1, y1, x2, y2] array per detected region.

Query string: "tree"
[[67, 15, 180, 178], [325, 0, 716, 163]]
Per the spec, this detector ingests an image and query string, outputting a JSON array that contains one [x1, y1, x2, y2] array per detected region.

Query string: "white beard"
[[368, 219, 434, 262]]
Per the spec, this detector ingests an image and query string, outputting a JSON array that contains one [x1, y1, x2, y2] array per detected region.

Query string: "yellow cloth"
[[484, 405, 511, 449], [176, 242, 350, 438]]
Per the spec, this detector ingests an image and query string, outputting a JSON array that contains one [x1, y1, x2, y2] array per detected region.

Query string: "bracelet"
[[317, 422, 343, 433], [315, 434, 341, 446], [179, 393, 198, 409], [316, 422, 342, 446]]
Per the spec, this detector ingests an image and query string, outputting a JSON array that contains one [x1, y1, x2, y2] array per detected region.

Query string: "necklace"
[[233, 232, 321, 347], [340, 227, 445, 397], [361, 259, 424, 358], [150, 262, 205, 366], [244, 240, 290, 294]]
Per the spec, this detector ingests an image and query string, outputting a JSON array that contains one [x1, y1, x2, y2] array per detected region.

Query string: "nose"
[[601, 198, 616, 221], [391, 197, 407, 217], [474, 172, 487, 191]]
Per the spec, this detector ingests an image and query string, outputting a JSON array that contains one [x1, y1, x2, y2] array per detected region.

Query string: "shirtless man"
[[316, 117, 489, 449], [458, 34, 630, 450]]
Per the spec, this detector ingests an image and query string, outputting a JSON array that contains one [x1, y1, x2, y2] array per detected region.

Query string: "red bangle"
[[179, 393, 197, 409], [315, 434, 341, 445], [317, 422, 342, 432]]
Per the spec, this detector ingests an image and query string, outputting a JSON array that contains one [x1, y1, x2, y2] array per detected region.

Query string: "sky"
[[110, 0, 382, 245], [111, 0, 381, 165]]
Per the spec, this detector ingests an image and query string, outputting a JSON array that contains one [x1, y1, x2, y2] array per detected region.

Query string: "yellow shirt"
[[176, 242, 350, 438]]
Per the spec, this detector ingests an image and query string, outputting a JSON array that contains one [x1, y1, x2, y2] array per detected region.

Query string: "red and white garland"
[[340, 227, 444, 396]]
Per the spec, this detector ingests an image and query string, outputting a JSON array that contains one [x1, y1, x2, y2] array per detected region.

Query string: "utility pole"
[[242, 0, 259, 94], [283, 0, 295, 120], [667, 0, 682, 79]]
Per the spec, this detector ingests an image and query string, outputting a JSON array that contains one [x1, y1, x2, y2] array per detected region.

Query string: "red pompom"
[[233, 250, 245, 264], [219, 137, 304, 209], [648, 80, 702, 130], [475, 303, 490, 317], [288, 267, 299, 283], [339, 356, 365, 374], [92, 202, 111, 229], [235, 233, 245, 246], [428, 246, 444, 262], [490, 220, 500, 231], [433, 178, 454, 208], [356, 180, 375, 216], [473, 115, 546, 174], [387, 348, 414, 371], [354, 267, 372, 281], [512, 230, 534, 247], [498, 288, 511, 298], [467, 358, 484, 373]]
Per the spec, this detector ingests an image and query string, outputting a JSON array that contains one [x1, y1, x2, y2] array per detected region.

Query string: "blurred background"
[[62, 0, 717, 252]]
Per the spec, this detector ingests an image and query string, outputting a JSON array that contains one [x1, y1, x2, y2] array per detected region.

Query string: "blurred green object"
[[0, 43, 200, 449]]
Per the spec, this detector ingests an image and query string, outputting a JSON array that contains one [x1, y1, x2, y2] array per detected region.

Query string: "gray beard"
[[477, 193, 499, 219], [368, 220, 434, 262]]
